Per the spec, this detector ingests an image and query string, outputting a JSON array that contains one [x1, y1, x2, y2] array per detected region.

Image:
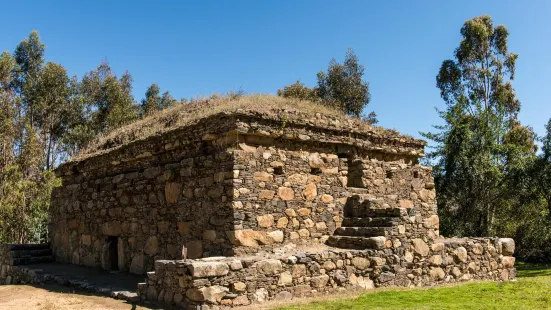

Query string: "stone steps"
[[10, 248, 52, 258], [5, 244, 54, 266], [334, 226, 390, 237], [326, 235, 386, 250], [350, 207, 411, 218], [12, 255, 54, 266], [341, 217, 398, 228], [5, 243, 51, 251]]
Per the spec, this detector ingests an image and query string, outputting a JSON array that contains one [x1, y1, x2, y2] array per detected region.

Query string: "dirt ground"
[[0, 285, 156, 310]]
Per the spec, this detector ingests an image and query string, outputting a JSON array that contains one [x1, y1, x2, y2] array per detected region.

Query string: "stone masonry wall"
[[50, 116, 244, 274], [50, 111, 429, 274], [137, 237, 516, 309], [226, 139, 438, 255], [50, 148, 238, 274]]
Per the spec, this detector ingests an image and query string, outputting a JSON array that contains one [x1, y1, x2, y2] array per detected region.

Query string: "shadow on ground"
[[516, 261, 551, 278]]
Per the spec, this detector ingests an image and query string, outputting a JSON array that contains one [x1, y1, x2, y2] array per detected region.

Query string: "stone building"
[[45, 97, 516, 308]]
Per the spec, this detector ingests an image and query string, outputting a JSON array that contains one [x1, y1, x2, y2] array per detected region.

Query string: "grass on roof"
[[75, 94, 401, 161]]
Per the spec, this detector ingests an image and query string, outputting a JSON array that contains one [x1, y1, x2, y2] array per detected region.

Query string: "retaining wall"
[[137, 237, 516, 309]]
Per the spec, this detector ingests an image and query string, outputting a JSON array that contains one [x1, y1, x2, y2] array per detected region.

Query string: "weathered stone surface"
[[278, 271, 293, 286], [500, 238, 515, 256], [288, 173, 308, 185], [227, 230, 271, 248], [297, 208, 311, 216], [257, 259, 282, 275], [412, 238, 429, 256], [259, 190, 275, 200], [254, 172, 273, 182], [429, 267, 445, 280], [232, 281, 247, 292], [144, 237, 159, 256], [308, 153, 325, 168], [186, 285, 228, 303], [303, 183, 317, 201], [186, 240, 203, 259], [454, 247, 468, 263], [102, 221, 121, 236], [164, 182, 181, 203], [268, 230, 284, 243], [423, 215, 439, 229], [278, 187, 295, 200], [399, 200, 414, 208], [189, 262, 229, 278], [129, 253, 144, 274], [252, 288, 269, 302], [310, 274, 330, 288], [352, 257, 370, 270], [203, 230, 217, 242], [428, 255, 442, 266], [277, 217, 289, 228], [257, 214, 274, 228], [379, 272, 395, 283], [177, 222, 191, 236], [502, 256, 515, 268]]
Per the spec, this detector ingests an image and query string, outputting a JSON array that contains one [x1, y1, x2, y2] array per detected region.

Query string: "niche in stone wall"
[[346, 156, 365, 188]]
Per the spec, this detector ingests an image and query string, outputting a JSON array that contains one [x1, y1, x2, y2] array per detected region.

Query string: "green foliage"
[[317, 49, 371, 117], [0, 30, 191, 243], [277, 81, 317, 101], [422, 15, 530, 236], [277, 49, 375, 122], [140, 84, 178, 116], [0, 31, 150, 243], [423, 15, 551, 261], [81, 61, 138, 134], [140, 83, 161, 116]]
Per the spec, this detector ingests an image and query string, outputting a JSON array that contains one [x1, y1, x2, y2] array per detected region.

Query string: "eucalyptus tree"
[[317, 48, 371, 117], [140, 83, 161, 116], [422, 15, 534, 236]]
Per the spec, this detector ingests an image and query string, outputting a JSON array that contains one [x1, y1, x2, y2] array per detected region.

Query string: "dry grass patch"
[[75, 94, 401, 161], [0, 284, 151, 310]]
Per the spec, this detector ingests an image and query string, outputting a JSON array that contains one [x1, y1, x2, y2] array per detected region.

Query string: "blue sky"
[[0, 0, 549, 141]]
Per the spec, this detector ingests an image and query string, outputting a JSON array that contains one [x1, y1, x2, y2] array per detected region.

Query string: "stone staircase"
[[327, 188, 410, 250], [5, 244, 53, 265]]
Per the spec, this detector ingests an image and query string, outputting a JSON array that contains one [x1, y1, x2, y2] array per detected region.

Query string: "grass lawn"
[[280, 262, 551, 310]]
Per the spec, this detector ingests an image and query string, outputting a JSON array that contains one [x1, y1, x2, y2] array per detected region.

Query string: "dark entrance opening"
[[347, 156, 365, 188], [107, 236, 119, 270]]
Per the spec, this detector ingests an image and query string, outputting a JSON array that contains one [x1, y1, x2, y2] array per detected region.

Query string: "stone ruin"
[[2, 104, 516, 309]]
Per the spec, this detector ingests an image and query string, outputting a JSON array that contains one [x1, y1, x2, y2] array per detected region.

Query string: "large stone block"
[[144, 236, 159, 256], [499, 238, 515, 256], [279, 187, 295, 200], [412, 239, 429, 256], [186, 285, 228, 303], [164, 182, 181, 203], [303, 183, 317, 201], [227, 230, 265, 247], [189, 262, 229, 278], [454, 247, 468, 263], [256, 259, 282, 275]]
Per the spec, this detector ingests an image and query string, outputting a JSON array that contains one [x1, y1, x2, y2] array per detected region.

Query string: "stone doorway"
[[101, 236, 120, 271], [108, 236, 119, 270]]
